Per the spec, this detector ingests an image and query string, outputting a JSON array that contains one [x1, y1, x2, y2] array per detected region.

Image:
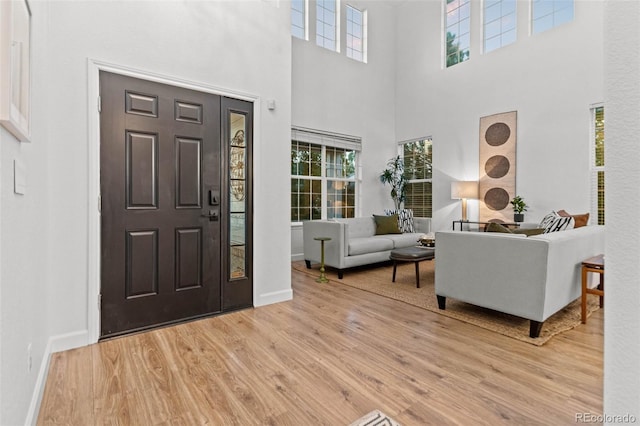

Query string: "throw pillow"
[[557, 209, 590, 228], [513, 228, 545, 236], [373, 214, 402, 235], [539, 211, 559, 229], [383, 209, 415, 233], [543, 216, 575, 233], [485, 222, 513, 233]]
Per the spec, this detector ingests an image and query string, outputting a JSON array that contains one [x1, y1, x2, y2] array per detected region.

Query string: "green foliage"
[[380, 156, 406, 210], [446, 31, 469, 68], [510, 195, 529, 214]]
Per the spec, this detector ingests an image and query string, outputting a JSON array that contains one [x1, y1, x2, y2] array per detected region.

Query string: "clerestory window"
[[532, 0, 574, 34], [445, 0, 471, 67]]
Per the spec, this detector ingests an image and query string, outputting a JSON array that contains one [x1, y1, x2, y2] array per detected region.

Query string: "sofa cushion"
[[385, 233, 422, 249], [486, 222, 544, 236], [334, 217, 376, 238], [485, 222, 512, 233], [373, 214, 402, 235], [349, 236, 394, 256], [514, 228, 545, 236], [384, 209, 415, 233]]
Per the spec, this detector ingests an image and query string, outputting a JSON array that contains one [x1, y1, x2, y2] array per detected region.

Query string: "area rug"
[[349, 410, 401, 426], [292, 260, 601, 346]]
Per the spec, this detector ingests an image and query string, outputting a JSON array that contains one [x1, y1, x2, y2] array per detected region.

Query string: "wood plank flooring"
[[37, 267, 603, 425]]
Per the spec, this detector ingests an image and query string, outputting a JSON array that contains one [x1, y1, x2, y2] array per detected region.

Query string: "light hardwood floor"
[[38, 267, 603, 425]]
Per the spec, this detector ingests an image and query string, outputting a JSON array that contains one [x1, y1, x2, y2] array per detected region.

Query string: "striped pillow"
[[384, 209, 415, 233], [543, 216, 575, 233], [539, 211, 559, 229]]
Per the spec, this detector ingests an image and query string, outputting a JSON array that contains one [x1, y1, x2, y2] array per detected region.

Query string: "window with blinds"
[[291, 128, 360, 222], [401, 138, 433, 218], [591, 106, 604, 225]]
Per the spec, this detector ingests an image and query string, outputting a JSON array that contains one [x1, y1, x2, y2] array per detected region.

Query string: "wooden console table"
[[581, 254, 604, 324]]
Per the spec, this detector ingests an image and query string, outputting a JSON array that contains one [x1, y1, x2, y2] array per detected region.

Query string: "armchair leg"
[[437, 295, 446, 310], [529, 320, 543, 338], [338, 270, 344, 279], [305, 260, 311, 269]]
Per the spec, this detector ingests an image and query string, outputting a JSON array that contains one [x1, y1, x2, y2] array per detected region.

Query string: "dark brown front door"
[[99, 71, 222, 338]]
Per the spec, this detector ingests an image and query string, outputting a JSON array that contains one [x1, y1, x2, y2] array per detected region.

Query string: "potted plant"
[[510, 195, 528, 222], [379, 156, 406, 210]]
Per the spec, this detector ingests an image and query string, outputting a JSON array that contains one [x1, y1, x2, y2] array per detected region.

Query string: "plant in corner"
[[510, 195, 529, 222], [379, 156, 406, 210]]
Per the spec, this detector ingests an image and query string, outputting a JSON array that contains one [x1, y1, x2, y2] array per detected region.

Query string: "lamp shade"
[[451, 181, 478, 199]]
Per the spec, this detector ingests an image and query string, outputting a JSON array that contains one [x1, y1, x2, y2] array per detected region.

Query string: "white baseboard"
[[254, 289, 293, 307], [49, 330, 90, 354], [24, 340, 51, 426], [24, 330, 90, 425], [290, 253, 304, 261]]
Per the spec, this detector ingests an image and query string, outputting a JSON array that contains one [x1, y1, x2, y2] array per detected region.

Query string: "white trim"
[[24, 330, 89, 425], [291, 126, 362, 151], [24, 339, 51, 426], [254, 289, 294, 307], [86, 59, 261, 345]]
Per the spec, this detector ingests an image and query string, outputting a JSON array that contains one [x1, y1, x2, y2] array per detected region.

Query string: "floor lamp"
[[451, 181, 478, 221]]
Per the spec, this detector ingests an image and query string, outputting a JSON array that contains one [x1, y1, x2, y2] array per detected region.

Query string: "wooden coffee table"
[[389, 246, 435, 288]]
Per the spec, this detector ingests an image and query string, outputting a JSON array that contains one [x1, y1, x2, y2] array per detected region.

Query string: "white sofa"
[[435, 225, 605, 338], [303, 216, 431, 278]]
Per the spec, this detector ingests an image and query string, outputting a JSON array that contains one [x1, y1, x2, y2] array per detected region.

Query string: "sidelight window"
[[229, 112, 247, 279]]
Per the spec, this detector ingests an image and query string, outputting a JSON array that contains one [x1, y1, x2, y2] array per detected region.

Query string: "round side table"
[[313, 237, 331, 283]]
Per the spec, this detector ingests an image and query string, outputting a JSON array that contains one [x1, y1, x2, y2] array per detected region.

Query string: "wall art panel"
[[479, 111, 517, 223]]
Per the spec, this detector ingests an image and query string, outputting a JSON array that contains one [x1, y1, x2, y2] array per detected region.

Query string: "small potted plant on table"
[[510, 195, 528, 222]]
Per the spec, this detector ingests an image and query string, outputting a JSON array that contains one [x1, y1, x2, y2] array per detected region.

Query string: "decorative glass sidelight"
[[229, 113, 247, 279]]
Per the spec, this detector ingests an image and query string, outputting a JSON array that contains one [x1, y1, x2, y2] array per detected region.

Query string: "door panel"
[[100, 71, 222, 338]]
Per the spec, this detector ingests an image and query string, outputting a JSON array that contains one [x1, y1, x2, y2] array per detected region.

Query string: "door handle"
[[201, 210, 219, 221]]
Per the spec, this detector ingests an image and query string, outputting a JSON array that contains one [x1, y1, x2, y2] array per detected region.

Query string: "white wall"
[[395, 0, 604, 232], [291, 0, 398, 259], [1, 1, 292, 424], [0, 0, 51, 422], [604, 0, 640, 419]]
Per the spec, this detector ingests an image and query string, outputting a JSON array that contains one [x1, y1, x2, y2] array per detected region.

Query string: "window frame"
[[444, 0, 471, 68], [346, 5, 367, 63], [316, 0, 341, 52], [531, 0, 574, 35], [590, 104, 604, 225], [397, 137, 433, 218], [291, 0, 308, 40], [483, 0, 517, 54], [291, 128, 361, 224]]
